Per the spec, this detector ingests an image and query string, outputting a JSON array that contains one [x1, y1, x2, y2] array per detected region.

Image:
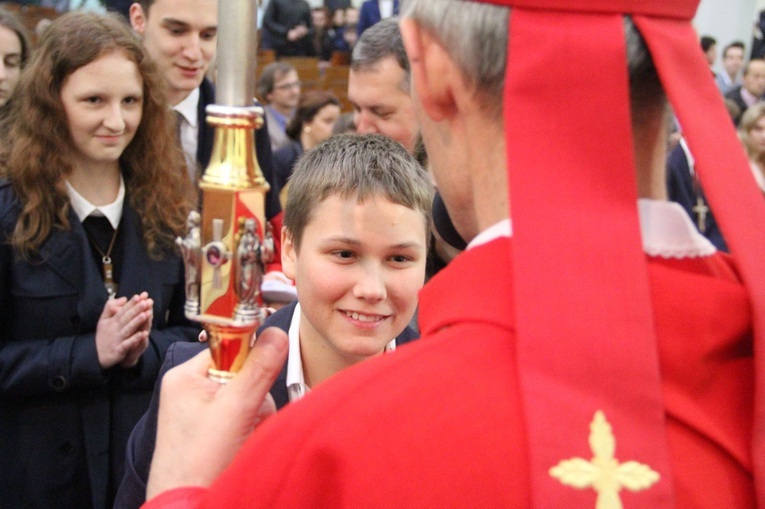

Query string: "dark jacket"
[[0, 179, 198, 509], [357, 0, 399, 37], [113, 301, 418, 509], [273, 139, 304, 197], [262, 0, 314, 57]]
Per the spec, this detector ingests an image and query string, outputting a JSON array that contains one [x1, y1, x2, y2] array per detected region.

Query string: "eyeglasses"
[[274, 81, 302, 91]]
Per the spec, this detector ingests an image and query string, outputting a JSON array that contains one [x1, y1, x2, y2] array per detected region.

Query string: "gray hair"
[[351, 18, 410, 92], [284, 133, 434, 249], [400, 0, 664, 121]]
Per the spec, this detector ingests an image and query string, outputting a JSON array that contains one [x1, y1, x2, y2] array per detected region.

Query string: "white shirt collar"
[[173, 87, 199, 128], [467, 219, 512, 250], [286, 302, 397, 403], [65, 175, 125, 230], [466, 199, 715, 259]]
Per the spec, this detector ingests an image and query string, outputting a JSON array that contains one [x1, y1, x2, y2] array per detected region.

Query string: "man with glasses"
[[258, 62, 302, 152]]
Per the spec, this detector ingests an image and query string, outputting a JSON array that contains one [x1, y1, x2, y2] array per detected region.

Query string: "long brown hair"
[[0, 11, 194, 259]]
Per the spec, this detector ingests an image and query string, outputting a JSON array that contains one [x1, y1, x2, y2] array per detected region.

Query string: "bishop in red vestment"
[[142, 0, 765, 507]]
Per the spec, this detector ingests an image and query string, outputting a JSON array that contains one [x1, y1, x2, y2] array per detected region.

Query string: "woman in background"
[[738, 102, 765, 194], [0, 11, 197, 508], [0, 8, 31, 113], [273, 90, 341, 205]]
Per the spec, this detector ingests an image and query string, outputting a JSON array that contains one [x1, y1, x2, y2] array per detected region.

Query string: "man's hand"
[[146, 327, 289, 500]]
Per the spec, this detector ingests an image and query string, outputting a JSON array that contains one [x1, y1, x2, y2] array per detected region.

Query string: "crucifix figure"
[[692, 197, 709, 233]]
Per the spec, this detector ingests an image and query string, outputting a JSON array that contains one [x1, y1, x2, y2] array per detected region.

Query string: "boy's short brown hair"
[[284, 133, 434, 249]]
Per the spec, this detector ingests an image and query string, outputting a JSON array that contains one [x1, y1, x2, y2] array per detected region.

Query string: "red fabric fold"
[[505, 8, 675, 507], [634, 15, 765, 507]]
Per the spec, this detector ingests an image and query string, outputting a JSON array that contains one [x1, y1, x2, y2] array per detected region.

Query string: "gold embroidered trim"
[[549, 411, 660, 509]]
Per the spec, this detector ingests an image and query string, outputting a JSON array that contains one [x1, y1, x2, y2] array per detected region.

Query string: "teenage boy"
[[113, 133, 433, 508]]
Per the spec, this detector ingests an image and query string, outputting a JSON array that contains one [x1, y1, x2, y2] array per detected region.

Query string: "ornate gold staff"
[[176, 0, 273, 383]]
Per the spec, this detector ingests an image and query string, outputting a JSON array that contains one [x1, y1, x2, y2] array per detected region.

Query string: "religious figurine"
[[261, 220, 275, 265], [234, 217, 264, 323], [176, 210, 202, 317]]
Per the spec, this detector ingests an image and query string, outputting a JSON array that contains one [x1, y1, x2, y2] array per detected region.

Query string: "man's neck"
[[168, 88, 192, 107]]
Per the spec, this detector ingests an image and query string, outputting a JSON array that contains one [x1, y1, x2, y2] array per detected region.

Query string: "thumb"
[[222, 327, 288, 415]]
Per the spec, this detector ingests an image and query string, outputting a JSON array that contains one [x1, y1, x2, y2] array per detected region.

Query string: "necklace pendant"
[[102, 256, 118, 299]]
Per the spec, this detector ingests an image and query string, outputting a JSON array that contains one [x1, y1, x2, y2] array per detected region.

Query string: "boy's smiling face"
[[282, 193, 427, 371]]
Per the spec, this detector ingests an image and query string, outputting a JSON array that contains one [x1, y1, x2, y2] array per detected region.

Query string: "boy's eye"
[[332, 250, 355, 260], [390, 255, 411, 263]]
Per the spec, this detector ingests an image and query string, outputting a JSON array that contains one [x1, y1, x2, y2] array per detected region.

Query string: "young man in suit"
[[129, 0, 288, 286]]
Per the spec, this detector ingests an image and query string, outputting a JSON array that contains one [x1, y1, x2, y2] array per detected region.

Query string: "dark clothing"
[[273, 140, 304, 196], [724, 86, 753, 124], [324, 0, 351, 12], [262, 0, 314, 57], [357, 0, 399, 37], [0, 179, 198, 509], [113, 301, 418, 509], [666, 143, 728, 251]]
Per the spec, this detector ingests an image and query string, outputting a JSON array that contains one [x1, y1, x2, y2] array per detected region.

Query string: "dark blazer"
[[0, 180, 199, 509], [666, 143, 727, 252], [357, 0, 399, 37], [113, 301, 418, 509], [262, 0, 314, 57], [723, 85, 750, 124], [273, 139, 304, 197], [197, 78, 282, 222]]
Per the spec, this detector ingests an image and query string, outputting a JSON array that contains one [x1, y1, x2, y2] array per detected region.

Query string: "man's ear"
[[281, 227, 297, 280], [129, 3, 147, 34], [400, 18, 458, 122]]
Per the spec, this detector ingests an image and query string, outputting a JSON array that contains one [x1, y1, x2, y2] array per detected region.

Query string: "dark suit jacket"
[[724, 86, 750, 124], [0, 179, 199, 509], [357, 0, 399, 36], [273, 139, 304, 196], [113, 301, 418, 509], [666, 143, 727, 252], [197, 78, 282, 222]]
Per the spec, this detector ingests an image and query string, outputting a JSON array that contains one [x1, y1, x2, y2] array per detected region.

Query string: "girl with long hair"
[[0, 11, 198, 508]]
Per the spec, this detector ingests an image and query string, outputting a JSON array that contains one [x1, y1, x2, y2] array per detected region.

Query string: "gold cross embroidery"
[[549, 411, 660, 509]]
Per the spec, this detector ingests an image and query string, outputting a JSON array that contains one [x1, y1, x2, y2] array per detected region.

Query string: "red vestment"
[[144, 232, 754, 508]]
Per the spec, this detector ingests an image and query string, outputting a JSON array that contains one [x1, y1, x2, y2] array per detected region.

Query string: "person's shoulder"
[[396, 324, 419, 345], [724, 85, 742, 100], [166, 341, 208, 368], [273, 141, 302, 163], [0, 179, 20, 225], [259, 301, 296, 334]]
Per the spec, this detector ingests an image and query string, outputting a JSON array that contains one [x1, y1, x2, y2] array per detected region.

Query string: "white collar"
[[467, 219, 512, 250], [638, 198, 716, 258], [173, 87, 200, 128], [466, 199, 715, 259], [65, 175, 125, 230], [286, 302, 398, 403]]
